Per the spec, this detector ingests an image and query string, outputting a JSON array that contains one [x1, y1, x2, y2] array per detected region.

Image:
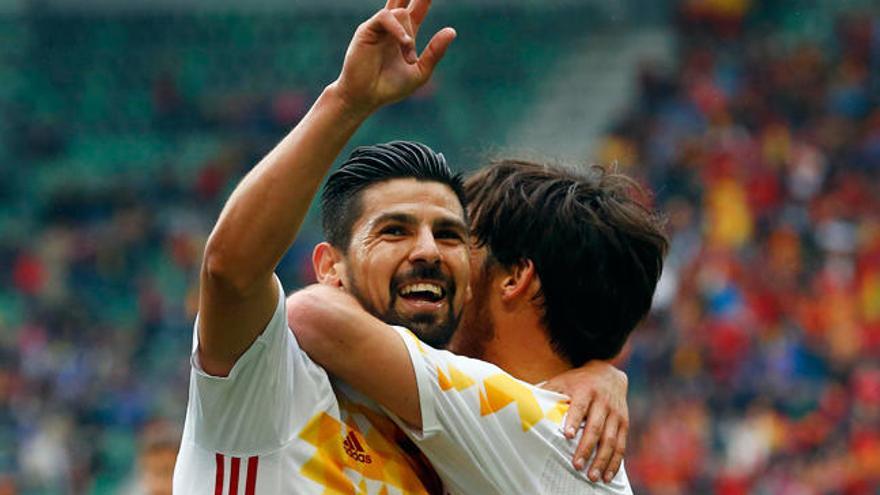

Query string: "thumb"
[[417, 27, 456, 79]]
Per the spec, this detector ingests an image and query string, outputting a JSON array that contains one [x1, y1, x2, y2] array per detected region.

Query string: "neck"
[[478, 306, 571, 384]]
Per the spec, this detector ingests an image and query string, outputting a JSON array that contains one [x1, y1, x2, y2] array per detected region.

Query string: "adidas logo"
[[343, 431, 373, 464]]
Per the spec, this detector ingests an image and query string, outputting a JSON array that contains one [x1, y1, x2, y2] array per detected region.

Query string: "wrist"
[[323, 81, 377, 122]]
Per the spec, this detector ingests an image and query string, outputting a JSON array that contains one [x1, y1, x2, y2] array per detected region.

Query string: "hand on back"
[[542, 362, 630, 483]]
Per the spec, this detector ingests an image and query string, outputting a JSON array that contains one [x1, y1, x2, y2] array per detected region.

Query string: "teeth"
[[400, 283, 443, 297]]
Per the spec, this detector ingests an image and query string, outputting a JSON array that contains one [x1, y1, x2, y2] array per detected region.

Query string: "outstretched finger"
[[417, 27, 456, 78], [572, 402, 606, 473], [408, 0, 432, 35], [603, 426, 627, 483], [563, 395, 591, 439], [370, 9, 417, 63], [587, 416, 619, 483], [385, 0, 408, 9]]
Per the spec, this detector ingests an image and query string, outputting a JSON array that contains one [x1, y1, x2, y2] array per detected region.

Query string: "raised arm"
[[198, 0, 456, 376]]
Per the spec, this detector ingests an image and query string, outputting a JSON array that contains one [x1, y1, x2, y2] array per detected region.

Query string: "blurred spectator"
[[118, 422, 180, 495]]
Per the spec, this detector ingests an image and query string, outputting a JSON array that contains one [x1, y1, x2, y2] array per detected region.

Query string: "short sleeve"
[[389, 326, 441, 436], [183, 275, 334, 456]]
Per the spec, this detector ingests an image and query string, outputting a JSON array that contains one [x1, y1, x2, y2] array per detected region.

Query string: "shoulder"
[[392, 325, 570, 430]]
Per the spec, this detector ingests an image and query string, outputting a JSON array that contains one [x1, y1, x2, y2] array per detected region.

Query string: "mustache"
[[390, 263, 456, 297]]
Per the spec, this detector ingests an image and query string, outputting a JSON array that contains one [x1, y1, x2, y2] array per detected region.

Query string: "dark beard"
[[347, 262, 461, 348]]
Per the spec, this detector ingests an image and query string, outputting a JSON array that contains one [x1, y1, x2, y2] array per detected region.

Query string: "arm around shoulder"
[[287, 285, 424, 428]]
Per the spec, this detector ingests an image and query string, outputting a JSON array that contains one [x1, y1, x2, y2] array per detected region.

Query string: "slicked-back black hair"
[[320, 141, 467, 250], [466, 160, 668, 366]]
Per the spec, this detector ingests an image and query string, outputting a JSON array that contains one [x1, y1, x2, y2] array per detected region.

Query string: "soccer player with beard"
[[286, 160, 668, 494], [174, 1, 629, 493]]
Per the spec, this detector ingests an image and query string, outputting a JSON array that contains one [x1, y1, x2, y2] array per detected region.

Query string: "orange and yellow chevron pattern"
[[297, 396, 434, 495], [399, 328, 570, 432]]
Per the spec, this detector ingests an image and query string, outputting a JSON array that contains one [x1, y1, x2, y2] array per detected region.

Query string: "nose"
[[408, 225, 441, 265]]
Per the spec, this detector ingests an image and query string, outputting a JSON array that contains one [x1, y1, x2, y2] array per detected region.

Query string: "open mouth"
[[398, 282, 446, 303]]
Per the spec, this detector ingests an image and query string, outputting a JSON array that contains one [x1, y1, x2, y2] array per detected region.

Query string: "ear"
[[499, 259, 540, 303], [312, 242, 346, 288]]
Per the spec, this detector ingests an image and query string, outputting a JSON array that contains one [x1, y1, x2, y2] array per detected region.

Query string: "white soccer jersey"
[[173, 276, 440, 495], [390, 327, 634, 495]]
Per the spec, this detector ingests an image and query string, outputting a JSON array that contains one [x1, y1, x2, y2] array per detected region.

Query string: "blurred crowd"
[[1, 2, 879, 494], [605, 4, 880, 494]]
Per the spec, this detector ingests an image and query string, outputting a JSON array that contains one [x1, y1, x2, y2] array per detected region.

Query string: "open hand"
[[333, 0, 456, 114], [542, 361, 629, 483]]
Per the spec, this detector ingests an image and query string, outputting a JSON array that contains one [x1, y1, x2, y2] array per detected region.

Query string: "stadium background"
[[1, 0, 879, 493]]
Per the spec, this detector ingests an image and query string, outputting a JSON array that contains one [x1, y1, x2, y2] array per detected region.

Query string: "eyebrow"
[[370, 212, 468, 234], [371, 212, 419, 229], [433, 217, 469, 235]]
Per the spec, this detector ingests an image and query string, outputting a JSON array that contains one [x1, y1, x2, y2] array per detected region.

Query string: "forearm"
[[287, 288, 362, 362], [287, 287, 423, 426], [204, 83, 371, 292]]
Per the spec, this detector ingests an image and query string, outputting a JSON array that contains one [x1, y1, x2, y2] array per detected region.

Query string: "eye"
[[435, 229, 465, 242], [380, 225, 407, 236]]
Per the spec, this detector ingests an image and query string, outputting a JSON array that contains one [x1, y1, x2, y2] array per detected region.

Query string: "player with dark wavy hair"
[[460, 160, 667, 366]]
